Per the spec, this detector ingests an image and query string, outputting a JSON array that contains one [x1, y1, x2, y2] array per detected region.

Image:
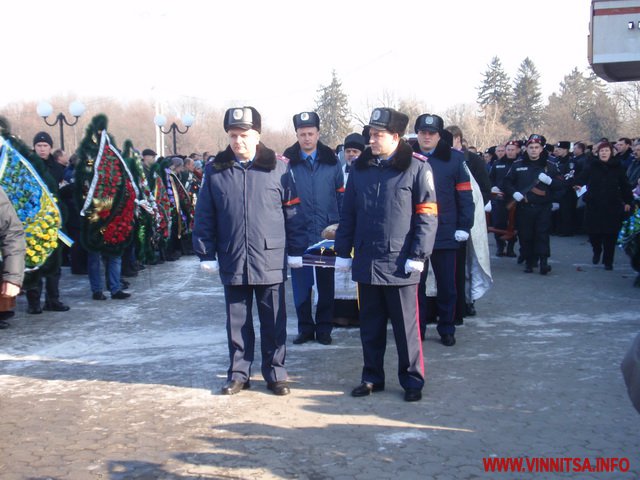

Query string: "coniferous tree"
[[477, 56, 511, 114], [315, 70, 351, 148], [508, 57, 543, 138]]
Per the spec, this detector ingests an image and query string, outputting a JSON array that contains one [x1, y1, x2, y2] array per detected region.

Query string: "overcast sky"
[[5, 0, 592, 128]]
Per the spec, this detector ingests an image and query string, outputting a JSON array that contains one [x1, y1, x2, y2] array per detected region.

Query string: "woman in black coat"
[[575, 141, 633, 270]]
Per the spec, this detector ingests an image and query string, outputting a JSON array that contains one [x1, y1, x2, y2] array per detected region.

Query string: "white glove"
[[200, 260, 219, 274], [538, 172, 552, 185], [490, 186, 502, 194], [404, 259, 424, 274], [513, 192, 524, 202], [484, 201, 492, 213], [454, 230, 469, 242], [551, 203, 560, 211], [287, 256, 303, 268], [334, 256, 352, 272]]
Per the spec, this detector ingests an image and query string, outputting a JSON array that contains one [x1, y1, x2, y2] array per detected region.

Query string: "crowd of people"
[[0, 108, 638, 402]]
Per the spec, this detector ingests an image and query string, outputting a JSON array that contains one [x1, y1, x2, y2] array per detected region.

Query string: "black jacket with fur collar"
[[212, 142, 277, 171], [356, 139, 416, 171]]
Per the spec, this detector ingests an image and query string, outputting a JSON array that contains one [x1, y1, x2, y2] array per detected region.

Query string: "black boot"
[[26, 290, 42, 314], [506, 241, 516, 258], [539, 257, 551, 275]]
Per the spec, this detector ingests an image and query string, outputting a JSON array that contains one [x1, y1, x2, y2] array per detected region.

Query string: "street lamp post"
[[36, 101, 86, 151], [154, 114, 195, 155]]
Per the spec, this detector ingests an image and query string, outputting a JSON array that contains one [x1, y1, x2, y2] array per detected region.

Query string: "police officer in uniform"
[[413, 114, 474, 347], [284, 112, 345, 345], [553, 141, 578, 236], [335, 108, 438, 402], [490, 140, 521, 257], [502, 134, 563, 275], [193, 107, 306, 396]]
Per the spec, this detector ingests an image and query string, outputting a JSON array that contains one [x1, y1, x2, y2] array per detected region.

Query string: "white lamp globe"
[[182, 113, 195, 127], [69, 101, 85, 117], [37, 101, 53, 118], [154, 114, 167, 127]]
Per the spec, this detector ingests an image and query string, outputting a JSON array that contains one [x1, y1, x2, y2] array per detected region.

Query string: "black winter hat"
[[292, 112, 320, 130], [526, 134, 547, 146], [414, 114, 444, 134], [368, 108, 409, 136], [344, 133, 365, 151], [33, 131, 53, 147], [142, 148, 157, 157], [556, 141, 571, 150], [224, 106, 261, 133]]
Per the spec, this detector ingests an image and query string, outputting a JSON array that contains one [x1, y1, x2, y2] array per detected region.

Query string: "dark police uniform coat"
[[335, 140, 438, 285], [193, 143, 306, 285], [192, 142, 307, 385], [335, 139, 437, 391], [413, 139, 474, 337], [502, 150, 564, 261]]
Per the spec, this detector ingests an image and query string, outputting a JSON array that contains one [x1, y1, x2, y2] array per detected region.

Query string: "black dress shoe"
[[221, 379, 250, 395], [404, 389, 422, 402], [0, 311, 15, 321], [517, 255, 525, 264], [43, 300, 70, 312], [27, 304, 42, 314], [111, 291, 131, 299], [441, 334, 456, 347], [604, 264, 613, 271], [0, 320, 10, 329], [524, 265, 533, 273], [351, 382, 384, 397], [592, 251, 602, 264], [92, 292, 107, 300], [316, 334, 332, 345], [292, 333, 314, 344], [267, 381, 290, 396]]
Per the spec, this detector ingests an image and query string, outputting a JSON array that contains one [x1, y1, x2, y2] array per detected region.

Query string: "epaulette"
[[412, 152, 428, 162], [277, 154, 290, 164]]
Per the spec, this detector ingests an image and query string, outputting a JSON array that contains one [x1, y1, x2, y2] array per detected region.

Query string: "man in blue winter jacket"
[[192, 106, 307, 397], [335, 107, 438, 402]]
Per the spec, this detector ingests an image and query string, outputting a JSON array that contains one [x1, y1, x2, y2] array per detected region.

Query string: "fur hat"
[[414, 114, 444, 134], [344, 133, 365, 151], [368, 108, 409, 136], [224, 107, 261, 133], [142, 148, 157, 157], [293, 112, 320, 130], [33, 131, 53, 147]]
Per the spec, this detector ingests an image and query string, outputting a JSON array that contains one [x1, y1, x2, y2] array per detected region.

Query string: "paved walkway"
[[0, 234, 639, 479]]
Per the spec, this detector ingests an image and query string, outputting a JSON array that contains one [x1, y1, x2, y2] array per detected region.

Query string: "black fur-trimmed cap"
[[556, 141, 571, 150], [292, 111, 320, 130], [33, 131, 53, 147], [414, 114, 444, 134], [368, 108, 408, 136], [526, 134, 546, 146], [344, 133, 365, 151], [224, 106, 261, 133]]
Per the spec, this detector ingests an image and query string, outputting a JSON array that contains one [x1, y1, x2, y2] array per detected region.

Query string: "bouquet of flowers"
[[0, 137, 71, 270]]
